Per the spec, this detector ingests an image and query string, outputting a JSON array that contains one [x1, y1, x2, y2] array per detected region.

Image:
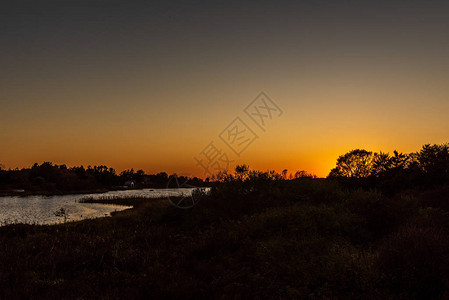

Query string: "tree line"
[[0, 162, 206, 194], [1, 142, 447, 195], [328, 143, 449, 193]]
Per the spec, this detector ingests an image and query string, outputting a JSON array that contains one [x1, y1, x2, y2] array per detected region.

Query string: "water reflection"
[[0, 188, 194, 226]]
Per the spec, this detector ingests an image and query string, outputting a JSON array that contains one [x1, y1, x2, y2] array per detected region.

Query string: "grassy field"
[[1, 178, 449, 299]]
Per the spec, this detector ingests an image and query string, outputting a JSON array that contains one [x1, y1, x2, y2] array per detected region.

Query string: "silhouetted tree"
[[134, 169, 145, 183], [294, 170, 316, 178], [390, 150, 410, 169], [372, 151, 392, 176], [72, 166, 87, 179], [0, 162, 205, 193], [282, 169, 288, 179], [120, 169, 135, 182], [329, 149, 375, 178], [235, 164, 249, 180], [418, 143, 449, 183]]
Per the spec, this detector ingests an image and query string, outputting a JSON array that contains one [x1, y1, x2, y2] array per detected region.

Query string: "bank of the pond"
[[1, 182, 449, 299], [0, 188, 197, 225]]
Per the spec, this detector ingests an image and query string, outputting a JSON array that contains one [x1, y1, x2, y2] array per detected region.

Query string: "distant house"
[[123, 180, 136, 188]]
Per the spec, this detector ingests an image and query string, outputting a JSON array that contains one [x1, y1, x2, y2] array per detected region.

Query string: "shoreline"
[[0, 188, 115, 198], [0, 186, 202, 198]]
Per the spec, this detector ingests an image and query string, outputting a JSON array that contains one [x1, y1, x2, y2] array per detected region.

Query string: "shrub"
[[378, 223, 449, 299]]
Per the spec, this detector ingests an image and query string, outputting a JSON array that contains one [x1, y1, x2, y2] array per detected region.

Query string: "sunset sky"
[[1, 0, 448, 177]]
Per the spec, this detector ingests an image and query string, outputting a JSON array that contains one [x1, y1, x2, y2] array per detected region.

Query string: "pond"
[[0, 188, 195, 226]]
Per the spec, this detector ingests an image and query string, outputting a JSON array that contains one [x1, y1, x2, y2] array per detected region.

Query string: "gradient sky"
[[1, 0, 448, 177]]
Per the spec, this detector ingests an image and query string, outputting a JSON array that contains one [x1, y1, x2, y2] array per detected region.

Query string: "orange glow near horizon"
[[1, 84, 448, 179], [1, 78, 449, 178], [1, 2, 448, 178]]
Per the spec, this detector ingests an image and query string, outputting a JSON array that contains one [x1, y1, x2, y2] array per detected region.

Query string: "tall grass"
[[1, 174, 449, 298]]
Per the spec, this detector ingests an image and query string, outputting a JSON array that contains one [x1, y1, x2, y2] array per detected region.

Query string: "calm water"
[[0, 188, 195, 226]]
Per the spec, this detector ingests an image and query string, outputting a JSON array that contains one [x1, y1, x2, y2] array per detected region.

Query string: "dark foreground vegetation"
[[0, 142, 449, 299]]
